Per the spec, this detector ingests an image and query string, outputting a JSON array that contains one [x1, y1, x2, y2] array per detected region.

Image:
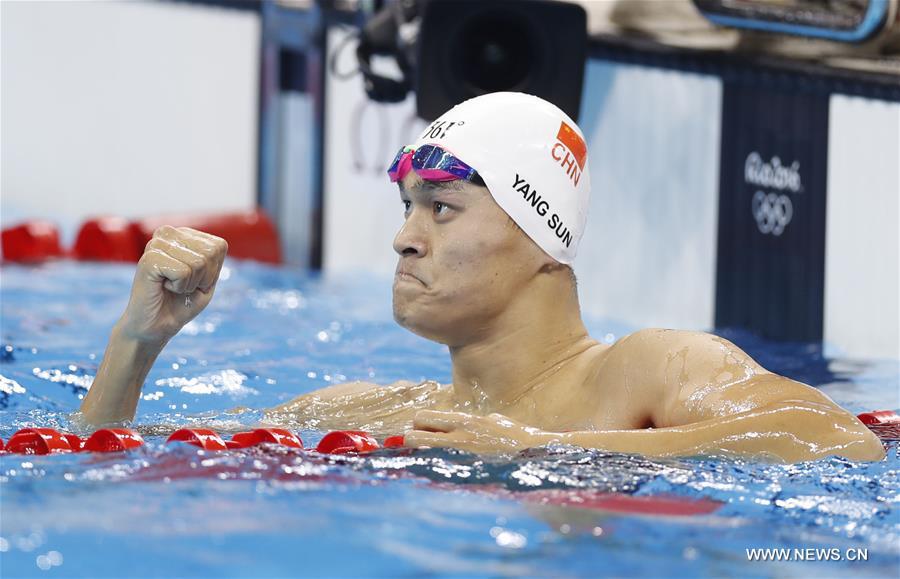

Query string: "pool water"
[[1, 261, 898, 578]]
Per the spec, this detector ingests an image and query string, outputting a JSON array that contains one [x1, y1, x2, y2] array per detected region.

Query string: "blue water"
[[1, 261, 898, 578]]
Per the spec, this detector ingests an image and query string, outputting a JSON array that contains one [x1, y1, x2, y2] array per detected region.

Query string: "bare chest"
[[475, 352, 654, 432]]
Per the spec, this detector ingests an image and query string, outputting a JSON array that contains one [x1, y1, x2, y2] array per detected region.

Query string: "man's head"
[[387, 92, 591, 346]]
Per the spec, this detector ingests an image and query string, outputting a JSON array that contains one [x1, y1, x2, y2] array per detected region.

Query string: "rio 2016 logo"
[[751, 191, 793, 236], [745, 152, 801, 237]]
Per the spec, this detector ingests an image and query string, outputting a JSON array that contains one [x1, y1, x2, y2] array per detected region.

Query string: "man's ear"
[[537, 263, 577, 293], [516, 229, 559, 277], [538, 261, 566, 275]]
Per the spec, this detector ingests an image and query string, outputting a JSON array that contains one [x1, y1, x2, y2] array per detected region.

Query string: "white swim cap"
[[409, 92, 591, 264]]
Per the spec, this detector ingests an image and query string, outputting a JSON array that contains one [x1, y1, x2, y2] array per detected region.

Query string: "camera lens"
[[454, 13, 533, 93]]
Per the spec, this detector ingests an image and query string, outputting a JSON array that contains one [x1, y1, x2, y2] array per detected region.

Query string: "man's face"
[[392, 173, 547, 346]]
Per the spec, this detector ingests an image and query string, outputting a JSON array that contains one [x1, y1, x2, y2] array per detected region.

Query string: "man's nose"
[[392, 211, 429, 257]]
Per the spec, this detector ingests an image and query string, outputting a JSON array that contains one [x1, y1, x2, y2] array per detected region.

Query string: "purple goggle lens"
[[387, 144, 478, 183]]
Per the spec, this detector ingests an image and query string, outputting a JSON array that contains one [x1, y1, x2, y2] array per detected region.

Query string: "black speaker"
[[415, 0, 587, 122]]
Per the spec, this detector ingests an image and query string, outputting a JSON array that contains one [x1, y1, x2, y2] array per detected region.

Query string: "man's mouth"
[[395, 269, 426, 286]]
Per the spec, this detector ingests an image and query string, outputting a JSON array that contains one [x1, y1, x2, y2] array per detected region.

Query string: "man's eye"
[[433, 202, 449, 215], [401, 200, 411, 213]]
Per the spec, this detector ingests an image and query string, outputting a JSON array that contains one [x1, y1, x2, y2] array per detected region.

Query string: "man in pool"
[[80, 92, 885, 463]]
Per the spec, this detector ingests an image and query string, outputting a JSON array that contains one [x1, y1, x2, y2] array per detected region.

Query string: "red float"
[[316, 430, 380, 454], [132, 210, 281, 264], [82, 429, 144, 452], [1, 221, 64, 263], [857, 410, 900, 425], [72, 217, 143, 262], [5, 428, 74, 455], [230, 428, 303, 449], [858, 410, 900, 441], [383, 435, 405, 448], [63, 433, 84, 452], [166, 428, 229, 451]]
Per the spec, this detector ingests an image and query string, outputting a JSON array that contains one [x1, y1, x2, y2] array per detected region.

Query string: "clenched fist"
[[118, 226, 228, 344]]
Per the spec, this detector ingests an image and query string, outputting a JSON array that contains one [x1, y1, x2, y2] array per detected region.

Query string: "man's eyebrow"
[[398, 180, 466, 197]]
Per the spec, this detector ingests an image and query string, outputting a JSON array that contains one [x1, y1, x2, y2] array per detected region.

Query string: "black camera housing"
[[415, 0, 587, 121]]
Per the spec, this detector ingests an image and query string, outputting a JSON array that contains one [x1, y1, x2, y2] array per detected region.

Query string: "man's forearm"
[[538, 401, 885, 462], [79, 323, 167, 425], [265, 380, 451, 434]]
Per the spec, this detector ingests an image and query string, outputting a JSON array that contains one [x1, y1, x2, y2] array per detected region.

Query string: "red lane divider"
[[4, 210, 282, 265], [163, 427, 385, 454], [3, 411, 897, 457], [1, 221, 64, 263], [2, 427, 397, 455]]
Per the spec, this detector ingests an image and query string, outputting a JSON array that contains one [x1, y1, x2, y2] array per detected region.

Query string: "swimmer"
[[80, 93, 885, 463]]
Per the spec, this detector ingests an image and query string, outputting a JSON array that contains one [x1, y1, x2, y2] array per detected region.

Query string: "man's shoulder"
[[591, 329, 767, 427], [606, 328, 758, 371], [613, 328, 718, 353], [580, 329, 725, 427]]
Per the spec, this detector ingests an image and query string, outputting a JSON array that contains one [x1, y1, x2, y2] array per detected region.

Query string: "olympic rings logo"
[[751, 190, 793, 236]]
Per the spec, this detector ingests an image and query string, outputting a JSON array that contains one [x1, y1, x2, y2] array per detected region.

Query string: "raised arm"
[[79, 226, 228, 425], [80, 225, 450, 429]]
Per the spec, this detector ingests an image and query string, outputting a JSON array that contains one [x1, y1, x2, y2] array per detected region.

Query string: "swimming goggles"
[[387, 144, 479, 183]]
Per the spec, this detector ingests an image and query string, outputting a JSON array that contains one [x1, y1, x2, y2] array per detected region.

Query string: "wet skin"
[[80, 175, 886, 463], [268, 173, 885, 462]]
